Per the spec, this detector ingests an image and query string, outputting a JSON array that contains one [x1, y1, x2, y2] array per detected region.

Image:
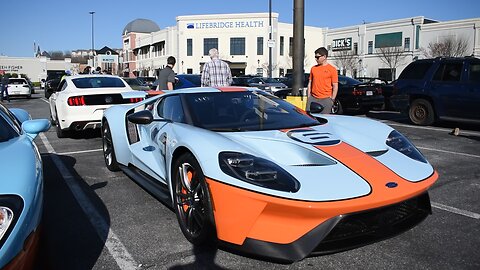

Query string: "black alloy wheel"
[[173, 152, 216, 245], [102, 120, 120, 171], [409, 99, 435, 126], [331, 99, 343, 114]]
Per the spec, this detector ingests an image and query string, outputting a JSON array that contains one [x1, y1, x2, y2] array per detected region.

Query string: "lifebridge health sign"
[[187, 20, 265, 29]]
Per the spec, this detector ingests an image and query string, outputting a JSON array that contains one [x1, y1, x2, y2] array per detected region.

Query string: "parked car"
[[355, 77, 394, 110], [151, 74, 201, 90], [137, 76, 156, 89], [283, 73, 310, 88], [101, 87, 438, 262], [44, 72, 66, 98], [233, 76, 290, 98], [0, 103, 50, 269], [122, 77, 150, 91], [333, 75, 384, 114], [390, 57, 480, 125], [6, 78, 33, 99], [48, 75, 146, 138]]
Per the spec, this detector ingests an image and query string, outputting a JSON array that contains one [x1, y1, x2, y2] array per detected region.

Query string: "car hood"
[[0, 136, 41, 197], [197, 118, 434, 201]]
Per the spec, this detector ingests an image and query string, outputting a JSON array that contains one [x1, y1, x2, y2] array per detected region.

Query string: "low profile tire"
[[55, 111, 68, 138], [173, 152, 216, 245], [102, 120, 120, 172], [409, 99, 435, 126], [331, 99, 343, 114]]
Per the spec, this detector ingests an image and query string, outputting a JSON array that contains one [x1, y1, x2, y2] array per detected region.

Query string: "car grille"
[[312, 192, 431, 255]]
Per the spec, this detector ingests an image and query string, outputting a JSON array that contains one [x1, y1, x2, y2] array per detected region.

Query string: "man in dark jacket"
[[1, 74, 9, 102]]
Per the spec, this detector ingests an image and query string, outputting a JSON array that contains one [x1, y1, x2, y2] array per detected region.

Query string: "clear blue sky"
[[2, 0, 479, 57]]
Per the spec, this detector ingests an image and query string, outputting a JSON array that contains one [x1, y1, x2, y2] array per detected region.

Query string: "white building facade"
[[122, 13, 480, 81], [122, 13, 324, 78]]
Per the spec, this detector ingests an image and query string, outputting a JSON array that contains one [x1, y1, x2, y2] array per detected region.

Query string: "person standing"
[[307, 47, 338, 114], [201, 48, 232, 87], [1, 74, 10, 103], [157, 56, 176, 90]]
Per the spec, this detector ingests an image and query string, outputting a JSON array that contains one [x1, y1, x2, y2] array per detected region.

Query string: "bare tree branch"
[[376, 46, 407, 79], [420, 36, 470, 58], [333, 50, 358, 76]]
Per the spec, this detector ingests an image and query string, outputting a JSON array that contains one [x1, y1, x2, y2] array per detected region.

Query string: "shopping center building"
[[122, 12, 480, 81]]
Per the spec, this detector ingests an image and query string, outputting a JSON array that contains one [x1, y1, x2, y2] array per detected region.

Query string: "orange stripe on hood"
[[316, 142, 438, 207]]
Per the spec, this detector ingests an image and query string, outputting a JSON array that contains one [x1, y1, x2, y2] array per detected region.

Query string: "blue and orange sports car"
[[101, 87, 438, 262], [0, 103, 50, 269]]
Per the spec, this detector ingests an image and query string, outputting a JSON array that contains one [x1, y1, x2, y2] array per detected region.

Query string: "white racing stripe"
[[39, 133, 139, 270], [432, 202, 480, 219]]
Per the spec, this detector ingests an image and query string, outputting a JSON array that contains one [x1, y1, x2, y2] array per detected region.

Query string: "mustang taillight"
[[67, 96, 86, 106], [129, 98, 144, 103], [352, 88, 363, 96]]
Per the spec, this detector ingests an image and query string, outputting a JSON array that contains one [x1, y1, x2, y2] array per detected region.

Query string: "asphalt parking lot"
[[5, 90, 480, 270]]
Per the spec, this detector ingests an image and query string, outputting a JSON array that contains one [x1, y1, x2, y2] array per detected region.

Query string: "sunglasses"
[[315, 55, 325, 59]]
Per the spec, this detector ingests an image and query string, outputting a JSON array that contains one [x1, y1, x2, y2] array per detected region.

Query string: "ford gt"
[[0, 103, 50, 269], [101, 87, 438, 262]]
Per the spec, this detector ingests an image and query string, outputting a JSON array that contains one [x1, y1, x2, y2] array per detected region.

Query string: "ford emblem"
[[386, 182, 398, 188]]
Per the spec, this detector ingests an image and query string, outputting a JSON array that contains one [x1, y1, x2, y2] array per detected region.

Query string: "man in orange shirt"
[[307, 47, 338, 114]]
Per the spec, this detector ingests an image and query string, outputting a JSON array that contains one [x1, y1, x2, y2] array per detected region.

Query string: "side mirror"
[[309, 102, 324, 114], [127, 110, 172, 125]]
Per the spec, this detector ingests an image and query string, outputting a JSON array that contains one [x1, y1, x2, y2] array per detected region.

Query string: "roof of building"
[[123, 19, 160, 35]]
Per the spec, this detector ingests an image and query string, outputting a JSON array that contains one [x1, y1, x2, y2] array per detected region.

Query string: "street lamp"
[[89, 11, 95, 69], [268, 0, 272, 79]]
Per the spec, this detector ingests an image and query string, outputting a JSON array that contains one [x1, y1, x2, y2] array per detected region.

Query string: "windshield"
[[72, 77, 127, 88], [263, 78, 281, 83], [183, 91, 319, 131]]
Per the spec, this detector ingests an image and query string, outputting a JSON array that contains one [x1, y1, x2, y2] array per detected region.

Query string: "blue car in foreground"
[[0, 103, 50, 269]]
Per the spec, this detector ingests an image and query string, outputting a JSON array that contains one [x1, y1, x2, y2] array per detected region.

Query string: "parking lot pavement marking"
[[382, 121, 480, 136], [431, 202, 480, 220], [39, 133, 139, 270], [56, 148, 103, 156], [417, 146, 480, 159]]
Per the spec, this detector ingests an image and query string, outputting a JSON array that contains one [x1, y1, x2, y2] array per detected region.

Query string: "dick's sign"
[[332, 37, 352, 51]]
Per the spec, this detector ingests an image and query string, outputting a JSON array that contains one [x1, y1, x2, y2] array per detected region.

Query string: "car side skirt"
[[120, 164, 173, 209]]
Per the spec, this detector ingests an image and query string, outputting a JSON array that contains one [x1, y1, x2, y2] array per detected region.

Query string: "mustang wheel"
[[173, 153, 216, 245], [102, 120, 120, 171], [409, 99, 434, 126], [55, 109, 68, 138], [331, 99, 343, 114]]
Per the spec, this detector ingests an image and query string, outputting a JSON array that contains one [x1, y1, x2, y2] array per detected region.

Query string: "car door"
[[464, 61, 480, 120], [49, 80, 67, 122], [430, 61, 468, 118], [130, 95, 185, 184]]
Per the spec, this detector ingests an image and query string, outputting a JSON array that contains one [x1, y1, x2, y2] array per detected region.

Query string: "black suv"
[[390, 57, 480, 125]]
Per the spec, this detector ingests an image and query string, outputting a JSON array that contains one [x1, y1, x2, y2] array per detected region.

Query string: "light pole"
[[89, 11, 95, 69], [268, 0, 272, 79]]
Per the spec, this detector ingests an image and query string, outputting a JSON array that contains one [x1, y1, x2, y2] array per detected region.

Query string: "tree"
[[333, 50, 358, 76], [421, 36, 469, 58], [260, 62, 279, 77], [377, 46, 407, 80]]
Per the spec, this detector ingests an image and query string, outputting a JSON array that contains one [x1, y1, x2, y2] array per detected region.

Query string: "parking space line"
[[432, 202, 480, 220], [382, 121, 480, 136], [56, 148, 103, 156], [417, 146, 480, 159], [39, 133, 139, 270]]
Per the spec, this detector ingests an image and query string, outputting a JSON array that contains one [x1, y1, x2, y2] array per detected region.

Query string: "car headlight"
[[0, 195, 23, 249], [219, 152, 300, 192], [386, 130, 427, 163]]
